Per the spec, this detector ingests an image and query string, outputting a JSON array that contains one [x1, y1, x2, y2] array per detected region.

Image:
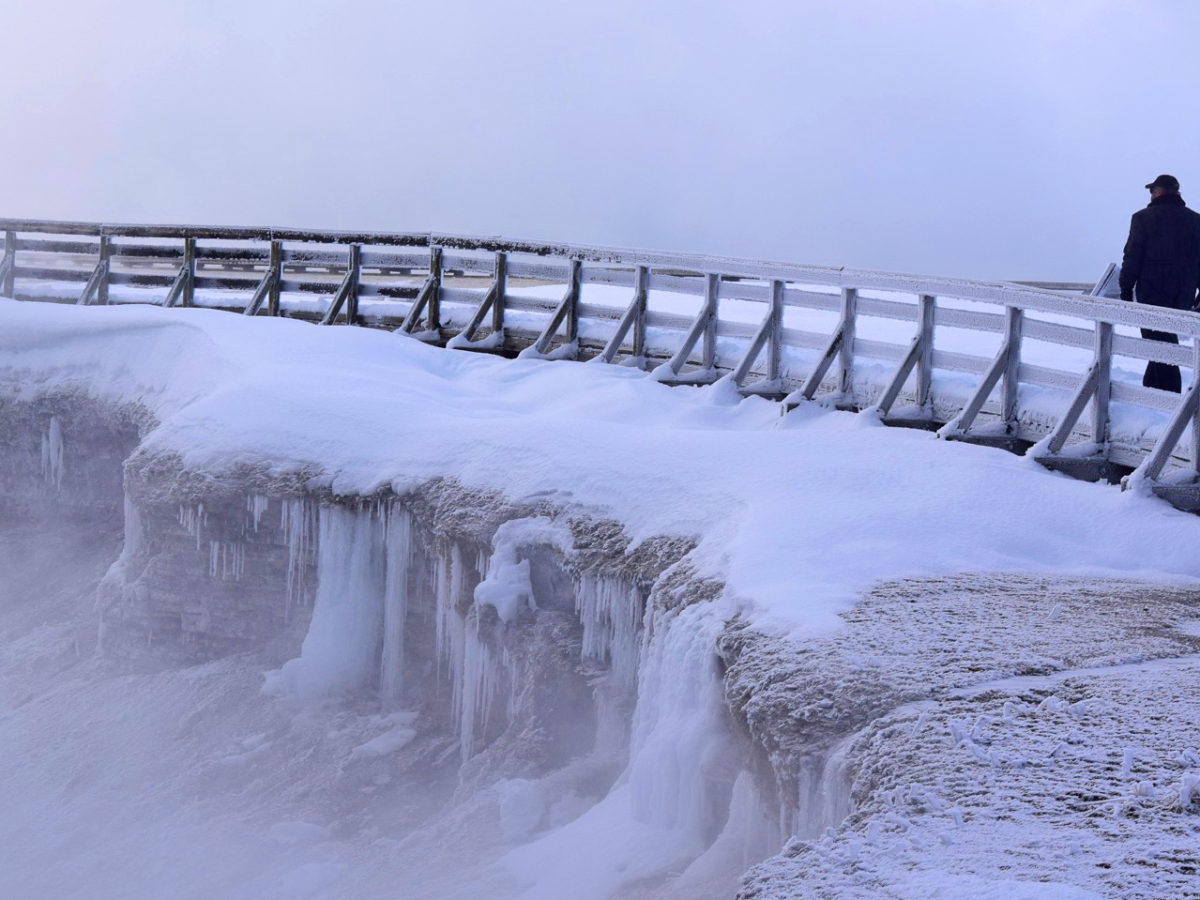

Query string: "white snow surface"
[[3, 297, 1200, 636]]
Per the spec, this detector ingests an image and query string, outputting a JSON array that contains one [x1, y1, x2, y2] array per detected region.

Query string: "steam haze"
[[4, 0, 1198, 280]]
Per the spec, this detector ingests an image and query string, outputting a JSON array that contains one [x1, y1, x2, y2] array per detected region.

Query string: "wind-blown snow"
[[3, 298, 1200, 638]]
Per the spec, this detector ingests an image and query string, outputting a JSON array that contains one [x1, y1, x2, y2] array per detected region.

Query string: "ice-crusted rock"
[[0, 388, 144, 522], [730, 575, 1200, 899]]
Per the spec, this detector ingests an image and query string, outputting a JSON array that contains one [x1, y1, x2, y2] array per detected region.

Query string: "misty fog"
[[4, 1, 1199, 280]]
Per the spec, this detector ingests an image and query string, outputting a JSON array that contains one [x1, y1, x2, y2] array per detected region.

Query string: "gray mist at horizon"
[[4, 0, 1198, 282]]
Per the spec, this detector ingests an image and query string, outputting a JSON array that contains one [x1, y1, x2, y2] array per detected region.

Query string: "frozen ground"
[[3, 298, 1200, 898], [736, 576, 1200, 899]]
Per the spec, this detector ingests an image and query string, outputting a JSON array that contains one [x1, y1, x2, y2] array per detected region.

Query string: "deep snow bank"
[[3, 298, 1200, 633]]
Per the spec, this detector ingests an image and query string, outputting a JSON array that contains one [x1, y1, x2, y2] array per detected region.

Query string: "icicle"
[[575, 574, 642, 690], [40, 415, 64, 489], [177, 503, 207, 550], [431, 541, 513, 763], [626, 602, 733, 845], [435, 543, 466, 688], [457, 607, 508, 764], [281, 498, 317, 619], [205, 540, 245, 582], [271, 504, 386, 700], [379, 504, 412, 707], [246, 494, 269, 532]]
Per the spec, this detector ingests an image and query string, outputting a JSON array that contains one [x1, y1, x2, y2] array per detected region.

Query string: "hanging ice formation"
[[178, 503, 207, 551], [246, 494, 269, 531], [379, 504, 411, 708], [270, 504, 656, 773], [575, 573, 642, 690], [40, 415, 64, 489], [435, 542, 509, 763], [273, 504, 387, 699], [281, 498, 317, 617], [208, 540, 245, 581]]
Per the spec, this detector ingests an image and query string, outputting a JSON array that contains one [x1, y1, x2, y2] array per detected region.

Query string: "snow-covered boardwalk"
[[3, 218, 1200, 510]]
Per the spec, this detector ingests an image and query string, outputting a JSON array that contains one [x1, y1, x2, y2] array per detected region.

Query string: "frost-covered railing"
[[2, 217, 1199, 509]]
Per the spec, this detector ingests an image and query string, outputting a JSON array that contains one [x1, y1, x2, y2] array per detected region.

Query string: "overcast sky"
[[3, 0, 1198, 280]]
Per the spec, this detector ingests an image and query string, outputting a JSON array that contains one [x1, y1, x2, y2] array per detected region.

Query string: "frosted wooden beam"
[[457, 252, 508, 343], [1128, 380, 1200, 484], [942, 306, 1023, 436], [242, 268, 276, 316], [663, 273, 719, 377], [837, 287, 857, 396], [731, 280, 784, 387], [76, 236, 111, 306], [2, 230, 16, 297], [267, 240, 282, 316], [398, 247, 443, 336], [595, 265, 648, 365], [319, 244, 361, 325]]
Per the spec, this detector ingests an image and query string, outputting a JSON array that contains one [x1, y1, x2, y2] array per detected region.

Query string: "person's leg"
[[1140, 328, 1181, 393]]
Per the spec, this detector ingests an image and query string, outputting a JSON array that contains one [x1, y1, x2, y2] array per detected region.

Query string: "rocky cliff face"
[[10, 387, 1197, 899], [0, 388, 783, 899]]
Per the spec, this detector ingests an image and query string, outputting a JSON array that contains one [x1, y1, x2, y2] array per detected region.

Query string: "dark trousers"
[[1141, 328, 1181, 393]]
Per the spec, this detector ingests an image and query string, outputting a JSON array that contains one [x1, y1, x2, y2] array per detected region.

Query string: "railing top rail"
[[0, 218, 432, 246], [4, 216, 1199, 337]]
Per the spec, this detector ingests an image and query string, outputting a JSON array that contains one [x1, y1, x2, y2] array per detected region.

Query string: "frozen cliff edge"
[[5, 300, 1200, 897], [1, 386, 788, 899]]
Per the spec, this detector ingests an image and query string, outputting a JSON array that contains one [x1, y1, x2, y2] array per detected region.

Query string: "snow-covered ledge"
[[4, 298, 1200, 897]]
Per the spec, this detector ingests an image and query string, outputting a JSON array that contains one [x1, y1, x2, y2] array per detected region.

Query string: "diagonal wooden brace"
[[792, 325, 844, 403], [522, 259, 582, 358], [243, 268, 277, 316], [1127, 381, 1200, 485], [320, 244, 361, 325], [398, 247, 443, 336], [940, 306, 1022, 437], [458, 281, 499, 342], [1041, 365, 1101, 455], [595, 266, 648, 365], [731, 280, 784, 387], [77, 259, 109, 305], [663, 273, 719, 376], [457, 252, 507, 343], [398, 273, 438, 333]]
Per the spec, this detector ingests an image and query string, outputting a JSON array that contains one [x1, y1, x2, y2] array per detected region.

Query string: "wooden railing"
[[2, 218, 1199, 511]]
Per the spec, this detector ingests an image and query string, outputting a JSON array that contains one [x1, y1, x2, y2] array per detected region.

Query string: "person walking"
[[1119, 174, 1200, 393]]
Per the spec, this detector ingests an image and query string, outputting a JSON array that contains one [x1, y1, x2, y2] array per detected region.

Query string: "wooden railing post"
[[701, 273, 719, 370], [594, 264, 647, 365], [181, 237, 195, 307], [1193, 341, 1200, 476], [345, 243, 361, 325], [767, 279, 783, 382], [838, 287, 857, 395], [917, 294, 935, 410], [1001, 306, 1023, 425], [267, 240, 281, 316], [491, 251, 507, 336], [97, 234, 111, 305], [2, 230, 15, 297], [1092, 320, 1112, 448], [632, 265, 648, 361], [565, 258, 581, 346], [427, 245, 442, 332]]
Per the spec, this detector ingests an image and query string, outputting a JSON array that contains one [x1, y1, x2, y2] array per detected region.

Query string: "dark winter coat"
[[1119, 193, 1200, 309]]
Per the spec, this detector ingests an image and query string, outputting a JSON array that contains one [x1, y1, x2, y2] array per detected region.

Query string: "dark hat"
[[1145, 174, 1180, 191]]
